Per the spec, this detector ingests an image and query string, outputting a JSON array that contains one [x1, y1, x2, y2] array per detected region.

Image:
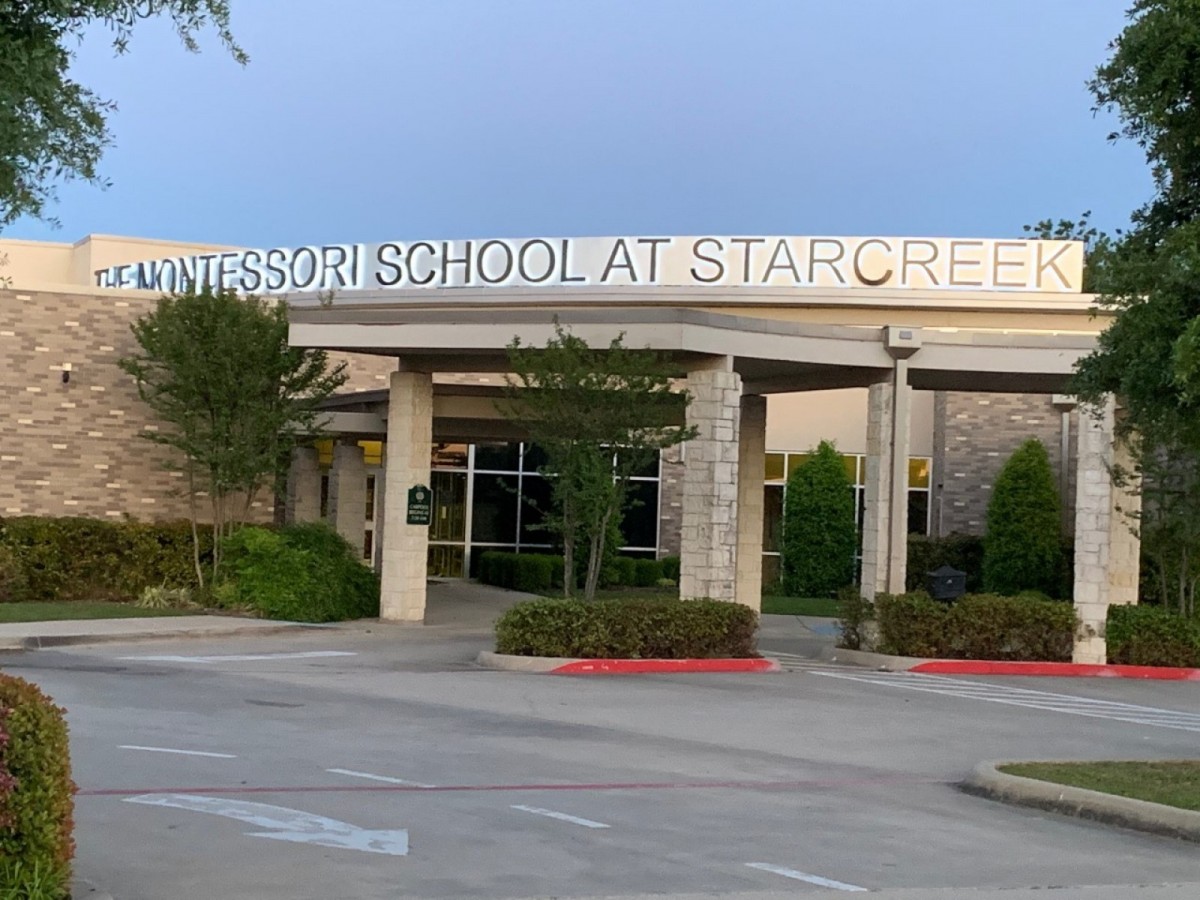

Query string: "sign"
[[406, 484, 431, 527], [94, 235, 1085, 295], [124, 794, 409, 856]]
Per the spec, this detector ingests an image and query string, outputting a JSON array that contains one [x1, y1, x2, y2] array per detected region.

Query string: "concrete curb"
[[961, 759, 1200, 843], [817, 645, 929, 671], [477, 651, 780, 675], [0, 622, 324, 652], [72, 876, 115, 899]]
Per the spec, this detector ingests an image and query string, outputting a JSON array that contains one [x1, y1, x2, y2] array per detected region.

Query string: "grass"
[[1000, 761, 1200, 812], [0, 602, 195, 623], [761, 595, 840, 617]]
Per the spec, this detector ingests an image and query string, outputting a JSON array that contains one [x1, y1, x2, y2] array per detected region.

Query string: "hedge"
[[478, 551, 665, 593], [217, 523, 379, 622], [875, 591, 1076, 661], [1107, 605, 1200, 667], [0, 675, 76, 898], [982, 439, 1063, 596], [780, 440, 857, 596], [0, 516, 211, 603], [661, 556, 681, 582], [495, 597, 758, 659]]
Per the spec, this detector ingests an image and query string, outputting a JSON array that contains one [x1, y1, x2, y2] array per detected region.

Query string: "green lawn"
[[761, 595, 840, 617], [1000, 761, 1200, 812], [0, 602, 196, 623]]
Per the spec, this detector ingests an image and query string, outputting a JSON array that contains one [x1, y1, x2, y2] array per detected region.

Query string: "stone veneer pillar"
[[1073, 396, 1141, 664], [679, 365, 742, 601], [327, 443, 367, 554], [735, 394, 766, 610], [861, 380, 894, 599], [285, 447, 321, 523], [380, 370, 433, 622]]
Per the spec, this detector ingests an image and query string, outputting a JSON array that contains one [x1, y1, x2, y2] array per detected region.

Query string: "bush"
[[0, 675, 76, 898], [495, 597, 759, 659], [633, 558, 664, 588], [0, 517, 211, 603], [477, 552, 564, 593], [1107, 605, 1200, 667], [835, 585, 873, 650], [982, 439, 1063, 596], [906, 534, 985, 593], [661, 556, 681, 581], [609, 556, 638, 588], [875, 591, 1076, 661], [781, 440, 857, 597], [218, 523, 379, 622]]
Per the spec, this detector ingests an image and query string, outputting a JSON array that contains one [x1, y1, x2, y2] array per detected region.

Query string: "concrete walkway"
[[0, 615, 323, 651]]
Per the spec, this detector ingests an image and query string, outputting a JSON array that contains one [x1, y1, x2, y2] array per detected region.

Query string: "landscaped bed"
[[0, 602, 195, 623], [999, 761, 1200, 812]]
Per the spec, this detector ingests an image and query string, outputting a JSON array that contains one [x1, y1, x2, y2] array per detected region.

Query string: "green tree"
[[780, 440, 856, 597], [502, 322, 695, 600], [1, 1, 245, 229], [982, 439, 1062, 596], [119, 287, 347, 586]]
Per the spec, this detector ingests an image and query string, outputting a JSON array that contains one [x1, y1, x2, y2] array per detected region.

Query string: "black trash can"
[[926, 565, 967, 602]]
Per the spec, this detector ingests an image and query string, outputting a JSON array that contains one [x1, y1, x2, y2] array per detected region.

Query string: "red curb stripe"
[[550, 658, 779, 675], [910, 660, 1200, 680]]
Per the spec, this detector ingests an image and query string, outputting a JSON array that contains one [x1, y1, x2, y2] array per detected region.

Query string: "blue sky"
[[9, 0, 1150, 247]]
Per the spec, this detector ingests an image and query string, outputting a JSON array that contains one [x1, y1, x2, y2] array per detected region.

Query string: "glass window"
[[909, 458, 931, 489], [907, 491, 930, 536], [521, 443, 549, 473], [365, 475, 375, 522], [358, 440, 383, 467], [474, 442, 521, 472], [616, 448, 659, 479], [842, 454, 858, 484], [363, 530, 373, 562], [319, 474, 329, 518], [431, 443, 469, 469], [620, 480, 660, 549], [763, 485, 784, 552], [762, 553, 781, 589], [519, 474, 554, 545], [764, 453, 785, 481], [786, 453, 810, 478], [315, 439, 334, 468], [471, 473, 519, 543]]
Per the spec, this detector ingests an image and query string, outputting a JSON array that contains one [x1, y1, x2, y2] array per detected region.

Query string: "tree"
[[780, 440, 856, 597], [1, 1, 245, 229], [502, 322, 694, 600], [982, 439, 1062, 596], [119, 287, 346, 586]]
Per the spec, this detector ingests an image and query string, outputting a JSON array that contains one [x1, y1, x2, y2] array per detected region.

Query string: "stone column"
[[380, 370, 433, 622], [285, 447, 321, 524], [735, 394, 766, 610], [860, 380, 894, 599], [327, 443, 367, 554], [679, 364, 742, 601], [1073, 396, 1141, 664]]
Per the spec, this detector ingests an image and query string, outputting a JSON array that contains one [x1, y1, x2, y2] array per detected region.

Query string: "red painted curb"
[[910, 660, 1200, 680], [550, 658, 779, 675]]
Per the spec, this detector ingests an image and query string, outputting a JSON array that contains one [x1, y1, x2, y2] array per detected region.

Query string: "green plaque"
[[406, 484, 432, 526]]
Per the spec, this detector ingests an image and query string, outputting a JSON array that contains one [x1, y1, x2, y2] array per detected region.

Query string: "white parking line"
[[745, 862, 867, 891], [326, 768, 437, 788], [510, 804, 609, 829], [814, 670, 1200, 733], [118, 651, 357, 664], [120, 745, 236, 759]]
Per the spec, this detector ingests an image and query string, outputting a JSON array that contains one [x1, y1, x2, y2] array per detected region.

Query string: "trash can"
[[926, 565, 967, 601]]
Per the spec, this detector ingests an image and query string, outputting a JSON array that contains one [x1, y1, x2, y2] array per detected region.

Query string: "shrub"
[[661, 556, 681, 581], [0, 546, 25, 604], [136, 585, 195, 610], [219, 523, 379, 622], [1107, 605, 1200, 667], [0, 675, 76, 898], [633, 558, 664, 588], [495, 597, 758, 659], [982, 439, 1063, 596], [781, 440, 857, 597], [875, 591, 1076, 661], [477, 552, 565, 593], [906, 534, 985, 593], [835, 585, 873, 650]]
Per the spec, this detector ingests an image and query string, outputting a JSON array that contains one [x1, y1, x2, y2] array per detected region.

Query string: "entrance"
[[428, 470, 467, 577]]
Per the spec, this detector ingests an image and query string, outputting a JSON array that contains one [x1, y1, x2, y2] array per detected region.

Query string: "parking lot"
[[5, 625, 1200, 900]]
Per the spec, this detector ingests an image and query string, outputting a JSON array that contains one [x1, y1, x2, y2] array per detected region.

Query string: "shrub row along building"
[[0, 232, 1130, 661]]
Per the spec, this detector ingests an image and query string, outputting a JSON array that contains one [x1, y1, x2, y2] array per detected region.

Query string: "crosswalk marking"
[[814, 670, 1200, 733], [762, 651, 839, 671]]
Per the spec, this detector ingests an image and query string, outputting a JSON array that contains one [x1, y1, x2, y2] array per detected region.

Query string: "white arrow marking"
[[118, 651, 357, 664], [124, 793, 408, 856]]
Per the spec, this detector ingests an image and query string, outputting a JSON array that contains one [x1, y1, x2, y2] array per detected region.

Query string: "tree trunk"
[[583, 506, 614, 601], [187, 466, 204, 590]]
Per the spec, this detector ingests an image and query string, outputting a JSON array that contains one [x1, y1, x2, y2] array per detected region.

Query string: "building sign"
[[406, 485, 432, 527], [94, 236, 1084, 295]]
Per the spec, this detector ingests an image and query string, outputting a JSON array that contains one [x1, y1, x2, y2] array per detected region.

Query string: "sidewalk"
[[0, 615, 322, 651]]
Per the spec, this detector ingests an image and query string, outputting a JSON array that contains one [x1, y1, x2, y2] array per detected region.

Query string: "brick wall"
[[931, 391, 1078, 537], [0, 288, 397, 522], [657, 443, 683, 557]]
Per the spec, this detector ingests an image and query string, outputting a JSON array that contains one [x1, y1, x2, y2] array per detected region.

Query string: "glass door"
[[428, 470, 467, 577]]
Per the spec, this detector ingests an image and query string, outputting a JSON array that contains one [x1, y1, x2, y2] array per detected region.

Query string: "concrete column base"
[[328, 443, 367, 555], [285, 447, 321, 524]]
